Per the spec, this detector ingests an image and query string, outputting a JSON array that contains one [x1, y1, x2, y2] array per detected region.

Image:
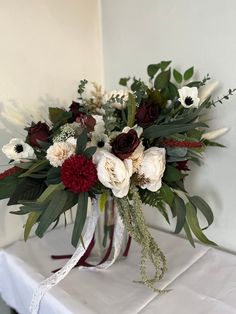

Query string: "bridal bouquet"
[[0, 61, 233, 294]]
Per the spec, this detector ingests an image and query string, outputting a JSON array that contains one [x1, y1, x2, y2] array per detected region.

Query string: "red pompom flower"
[[61, 155, 98, 193]]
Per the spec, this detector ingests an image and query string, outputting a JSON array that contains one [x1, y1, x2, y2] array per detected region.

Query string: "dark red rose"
[[69, 101, 81, 120], [111, 129, 140, 160], [135, 101, 159, 127], [27, 122, 50, 147], [76, 114, 96, 132], [176, 160, 190, 171]]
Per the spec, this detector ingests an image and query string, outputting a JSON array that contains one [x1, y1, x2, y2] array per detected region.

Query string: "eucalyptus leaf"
[[159, 183, 174, 207]]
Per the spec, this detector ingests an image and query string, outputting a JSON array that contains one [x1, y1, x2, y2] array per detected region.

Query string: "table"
[[0, 225, 236, 314]]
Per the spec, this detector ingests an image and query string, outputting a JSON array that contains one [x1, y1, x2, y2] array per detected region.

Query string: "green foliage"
[[127, 93, 137, 127], [0, 174, 21, 200], [84, 146, 97, 159], [24, 212, 42, 241], [163, 165, 185, 182], [139, 188, 169, 223], [76, 129, 88, 154], [172, 194, 186, 233], [72, 192, 88, 247], [186, 202, 216, 246], [46, 167, 61, 185], [173, 69, 183, 83], [183, 221, 195, 248], [119, 77, 130, 86], [36, 190, 68, 238], [189, 196, 214, 229], [19, 159, 49, 178], [184, 67, 194, 81], [7, 178, 46, 206], [159, 183, 174, 207], [154, 69, 171, 90], [77, 79, 88, 96], [143, 121, 207, 139], [147, 64, 160, 78]]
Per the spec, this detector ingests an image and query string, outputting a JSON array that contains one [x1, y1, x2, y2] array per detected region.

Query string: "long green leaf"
[[143, 122, 208, 139], [37, 182, 64, 203], [24, 211, 41, 241], [186, 202, 216, 246], [72, 192, 88, 247], [189, 196, 214, 229], [19, 159, 49, 178], [36, 190, 68, 238], [76, 129, 88, 154], [183, 221, 195, 248], [159, 183, 174, 206], [172, 194, 186, 233]]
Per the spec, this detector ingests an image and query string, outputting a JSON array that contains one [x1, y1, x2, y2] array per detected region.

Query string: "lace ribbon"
[[29, 200, 126, 314]]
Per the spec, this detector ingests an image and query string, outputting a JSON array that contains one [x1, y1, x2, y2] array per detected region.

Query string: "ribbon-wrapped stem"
[[115, 185, 167, 292]]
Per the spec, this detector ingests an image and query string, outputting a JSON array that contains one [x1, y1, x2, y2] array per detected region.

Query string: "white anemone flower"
[[178, 86, 200, 108], [90, 133, 111, 151], [2, 138, 36, 161]]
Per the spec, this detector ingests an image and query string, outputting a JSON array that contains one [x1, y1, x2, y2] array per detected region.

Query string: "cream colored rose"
[[93, 150, 132, 198], [138, 147, 166, 192], [46, 142, 75, 167]]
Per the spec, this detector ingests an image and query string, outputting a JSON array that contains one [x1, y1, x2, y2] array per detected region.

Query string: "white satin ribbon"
[[29, 201, 126, 314], [29, 204, 99, 314]]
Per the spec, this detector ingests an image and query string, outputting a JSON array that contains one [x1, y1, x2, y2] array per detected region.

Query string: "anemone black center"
[[14, 144, 24, 153], [97, 141, 105, 148], [184, 96, 194, 106]]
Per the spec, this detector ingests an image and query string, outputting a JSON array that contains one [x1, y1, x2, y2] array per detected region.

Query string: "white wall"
[[0, 0, 103, 246], [101, 0, 236, 252]]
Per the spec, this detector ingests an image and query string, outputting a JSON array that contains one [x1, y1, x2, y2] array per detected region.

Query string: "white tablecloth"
[[0, 225, 236, 314]]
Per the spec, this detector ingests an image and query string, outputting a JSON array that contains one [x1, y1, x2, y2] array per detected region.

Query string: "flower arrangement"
[[0, 61, 234, 295]]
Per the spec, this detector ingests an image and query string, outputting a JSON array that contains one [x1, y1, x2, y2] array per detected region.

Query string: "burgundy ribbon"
[[51, 233, 132, 273]]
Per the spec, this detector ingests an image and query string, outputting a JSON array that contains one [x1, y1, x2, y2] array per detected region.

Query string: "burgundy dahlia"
[[27, 122, 50, 147], [61, 155, 97, 193], [111, 129, 140, 160]]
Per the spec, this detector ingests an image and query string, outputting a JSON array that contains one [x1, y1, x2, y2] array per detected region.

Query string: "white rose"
[[138, 147, 166, 192], [2, 138, 36, 162], [93, 150, 132, 198]]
